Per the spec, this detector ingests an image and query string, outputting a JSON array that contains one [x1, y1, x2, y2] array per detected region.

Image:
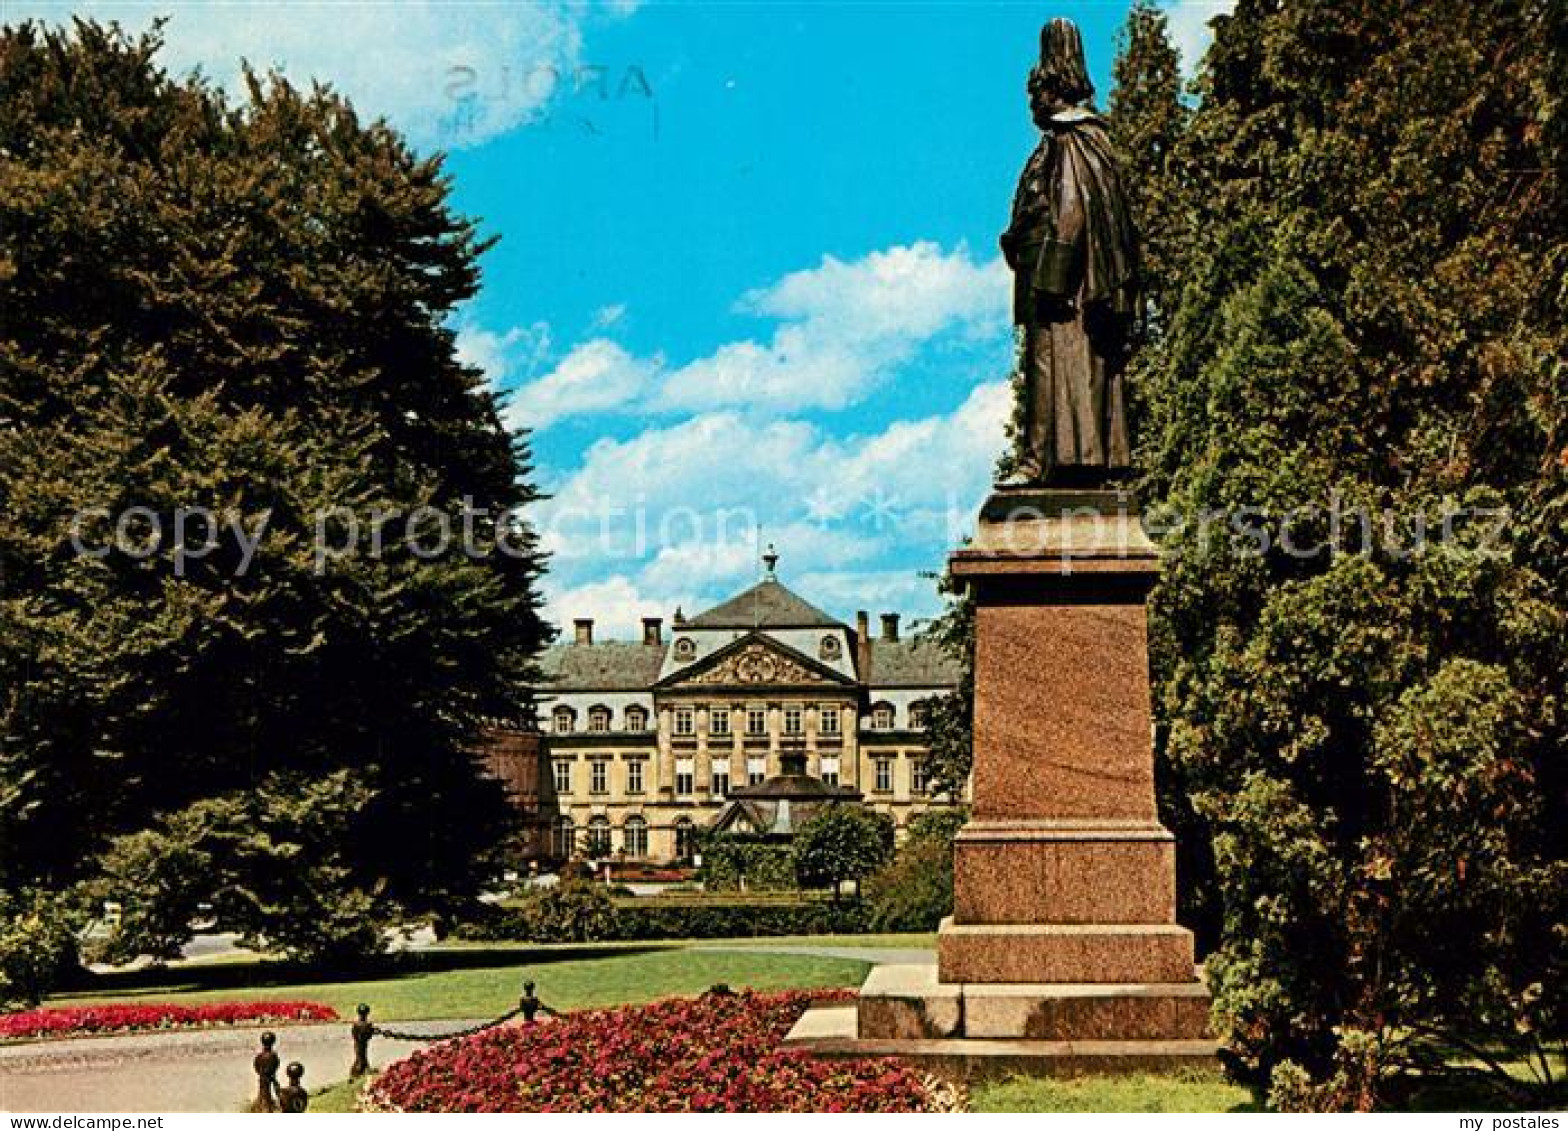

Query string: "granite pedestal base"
[[839, 489, 1214, 1069]]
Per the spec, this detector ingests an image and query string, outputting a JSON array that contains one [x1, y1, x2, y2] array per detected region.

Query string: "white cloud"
[[496, 241, 1008, 430], [531, 380, 1010, 634], [1161, 0, 1237, 78], [503, 338, 661, 431], [9, 1, 638, 148], [456, 321, 551, 387]]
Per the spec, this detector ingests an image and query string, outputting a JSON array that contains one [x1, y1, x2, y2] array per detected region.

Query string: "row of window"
[[551, 701, 927, 735], [552, 753, 927, 798], [552, 814, 694, 860]]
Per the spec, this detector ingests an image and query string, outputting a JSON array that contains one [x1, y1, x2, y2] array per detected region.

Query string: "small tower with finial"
[[762, 543, 779, 579]]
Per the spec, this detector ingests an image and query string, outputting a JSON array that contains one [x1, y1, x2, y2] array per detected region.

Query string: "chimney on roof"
[[880, 613, 901, 643], [642, 617, 663, 646], [856, 610, 872, 677], [573, 618, 594, 645]]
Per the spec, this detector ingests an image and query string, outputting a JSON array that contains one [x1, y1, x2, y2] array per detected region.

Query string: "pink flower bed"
[[367, 989, 939, 1113], [1, 1001, 338, 1040]]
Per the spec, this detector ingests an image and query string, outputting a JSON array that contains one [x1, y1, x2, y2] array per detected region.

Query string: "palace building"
[[508, 552, 962, 864]]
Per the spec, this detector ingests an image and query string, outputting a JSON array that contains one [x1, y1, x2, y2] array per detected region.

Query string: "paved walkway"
[[0, 1019, 478, 1113]]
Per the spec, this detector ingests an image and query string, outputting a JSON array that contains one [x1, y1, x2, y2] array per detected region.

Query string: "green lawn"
[[49, 943, 873, 1022], [972, 1070, 1257, 1113]]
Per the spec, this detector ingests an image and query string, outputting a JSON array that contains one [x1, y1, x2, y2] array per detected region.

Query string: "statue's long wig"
[[1039, 17, 1094, 105]]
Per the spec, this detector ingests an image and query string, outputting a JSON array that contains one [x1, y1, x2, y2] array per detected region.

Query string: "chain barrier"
[[371, 1006, 523, 1043]]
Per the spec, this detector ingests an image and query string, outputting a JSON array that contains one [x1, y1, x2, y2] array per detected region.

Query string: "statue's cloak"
[[1008, 107, 1140, 321]]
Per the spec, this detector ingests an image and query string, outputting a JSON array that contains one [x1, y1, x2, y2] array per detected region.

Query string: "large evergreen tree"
[[1135, 0, 1566, 1108], [0, 20, 550, 931]]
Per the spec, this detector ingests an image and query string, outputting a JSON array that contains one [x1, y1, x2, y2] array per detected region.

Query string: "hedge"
[[456, 896, 868, 943]]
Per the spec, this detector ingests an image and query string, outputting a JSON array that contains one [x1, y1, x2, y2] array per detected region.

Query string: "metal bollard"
[[278, 1062, 309, 1113], [250, 1031, 280, 1113], [350, 1003, 374, 1077]]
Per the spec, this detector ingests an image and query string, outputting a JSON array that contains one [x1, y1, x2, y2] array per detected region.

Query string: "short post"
[[518, 980, 558, 1024], [278, 1062, 309, 1113], [250, 1030, 280, 1113], [349, 1003, 374, 1077]]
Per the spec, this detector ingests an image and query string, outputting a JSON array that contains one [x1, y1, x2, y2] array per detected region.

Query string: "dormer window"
[[587, 705, 611, 733], [870, 702, 895, 731], [552, 706, 576, 734], [819, 634, 842, 660], [625, 705, 648, 731], [673, 636, 697, 661]]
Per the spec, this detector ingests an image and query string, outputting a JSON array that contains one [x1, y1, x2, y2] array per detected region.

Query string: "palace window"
[[673, 637, 696, 661], [870, 702, 896, 731], [911, 758, 929, 795], [587, 815, 612, 857], [675, 757, 695, 797], [623, 815, 648, 858], [710, 707, 731, 737], [874, 758, 894, 793], [589, 758, 608, 795], [747, 755, 767, 785], [745, 707, 768, 736], [909, 701, 930, 730], [783, 705, 804, 735], [587, 705, 611, 733], [711, 762, 730, 798], [625, 705, 649, 731], [820, 755, 840, 787], [819, 705, 841, 736], [626, 758, 645, 794], [552, 706, 576, 734], [552, 758, 572, 796], [674, 817, 696, 861], [673, 706, 695, 737], [819, 634, 842, 660], [551, 816, 575, 859]]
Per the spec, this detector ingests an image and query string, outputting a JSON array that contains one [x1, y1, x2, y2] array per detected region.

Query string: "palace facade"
[[507, 559, 962, 864]]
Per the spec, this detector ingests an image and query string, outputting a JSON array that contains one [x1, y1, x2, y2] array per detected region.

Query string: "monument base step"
[[856, 963, 1212, 1041], [785, 1004, 1220, 1080], [938, 919, 1197, 984]]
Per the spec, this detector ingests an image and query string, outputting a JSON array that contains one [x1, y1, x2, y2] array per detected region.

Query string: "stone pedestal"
[[833, 488, 1214, 1073]]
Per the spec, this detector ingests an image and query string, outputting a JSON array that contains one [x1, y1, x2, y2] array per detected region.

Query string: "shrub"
[[454, 895, 868, 943], [697, 835, 797, 892], [863, 807, 965, 932], [510, 875, 616, 943], [791, 807, 894, 899], [0, 889, 81, 1009], [365, 990, 943, 1112]]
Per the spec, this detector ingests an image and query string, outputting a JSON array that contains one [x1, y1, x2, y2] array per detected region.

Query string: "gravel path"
[[0, 1019, 481, 1113]]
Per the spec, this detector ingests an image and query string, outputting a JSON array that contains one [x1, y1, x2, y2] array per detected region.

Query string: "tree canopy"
[[0, 20, 551, 938]]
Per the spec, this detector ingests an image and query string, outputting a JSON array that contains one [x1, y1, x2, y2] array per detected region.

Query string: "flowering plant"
[[367, 989, 948, 1112], [0, 1000, 337, 1040]]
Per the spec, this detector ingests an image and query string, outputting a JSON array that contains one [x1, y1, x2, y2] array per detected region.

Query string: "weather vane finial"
[[762, 543, 779, 578]]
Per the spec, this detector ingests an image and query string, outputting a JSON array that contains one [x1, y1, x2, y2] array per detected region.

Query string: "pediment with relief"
[[668, 637, 848, 688]]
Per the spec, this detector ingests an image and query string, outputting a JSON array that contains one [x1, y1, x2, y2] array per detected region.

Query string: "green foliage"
[[863, 807, 966, 933], [506, 875, 617, 944], [790, 805, 895, 898], [697, 833, 798, 893], [456, 896, 869, 943], [0, 888, 82, 1008], [91, 771, 391, 965], [1123, 0, 1567, 1107], [0, 21, 549, 915], [918, 569, 976, 800]]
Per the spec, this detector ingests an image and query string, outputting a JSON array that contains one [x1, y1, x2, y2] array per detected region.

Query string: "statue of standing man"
[[1001, 18, 1140, 487]]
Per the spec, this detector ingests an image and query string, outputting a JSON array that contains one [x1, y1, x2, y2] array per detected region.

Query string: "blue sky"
[[17, 1, 1231, 637]]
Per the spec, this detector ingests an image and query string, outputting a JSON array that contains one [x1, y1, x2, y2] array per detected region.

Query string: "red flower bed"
[[0, 1001, 338, 1040], [368, 989, 939, 1113]]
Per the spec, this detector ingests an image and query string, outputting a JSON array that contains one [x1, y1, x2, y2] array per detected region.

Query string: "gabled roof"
[[685, 578, 844, 630], [868, 638, 963, 689], [539, 642, 664, 692], [656, 629, 855, 689]]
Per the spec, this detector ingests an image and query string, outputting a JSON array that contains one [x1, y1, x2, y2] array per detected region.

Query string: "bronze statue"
[[250, 1030, 281, 1112], [1000, 17, 1141, 486], [350, 1003, 375, 1077], [278, 1061, 309, 1113]]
